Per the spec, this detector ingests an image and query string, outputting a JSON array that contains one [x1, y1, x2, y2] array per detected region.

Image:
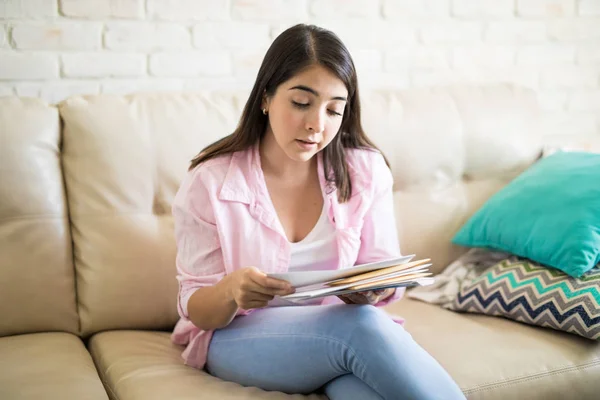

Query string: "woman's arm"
[[173, 172, 293, 331], [186, 278, 239, 331], [187, 267, 294, 331], [172, 171, 236, 330]]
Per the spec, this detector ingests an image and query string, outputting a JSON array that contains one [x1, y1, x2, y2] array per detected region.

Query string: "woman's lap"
[[206, 304, 383, 394], [205, 304, 465, 400]]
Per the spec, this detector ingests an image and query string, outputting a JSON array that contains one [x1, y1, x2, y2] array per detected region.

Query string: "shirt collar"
[[217, 142, 367, 205]]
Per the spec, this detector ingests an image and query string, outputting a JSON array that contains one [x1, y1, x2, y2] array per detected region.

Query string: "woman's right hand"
[[224, 267, 295, 310]]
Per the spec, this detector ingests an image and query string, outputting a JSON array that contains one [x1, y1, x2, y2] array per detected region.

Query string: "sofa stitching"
[[463, 359, 600, 394]]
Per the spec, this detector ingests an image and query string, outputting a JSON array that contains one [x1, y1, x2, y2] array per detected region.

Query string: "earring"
[[262, 108, 268, 115]]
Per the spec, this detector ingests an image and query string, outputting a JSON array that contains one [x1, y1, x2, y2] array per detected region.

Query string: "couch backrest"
[[58, 92, 247, 336], [0, 97, 79, 337], [361, 84, 543, 273], [3, 84, 542, 337]]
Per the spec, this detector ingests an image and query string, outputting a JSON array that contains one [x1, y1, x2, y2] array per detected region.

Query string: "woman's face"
[[263, 64, 348, 163]]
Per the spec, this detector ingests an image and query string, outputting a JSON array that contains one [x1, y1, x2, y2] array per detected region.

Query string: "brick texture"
[[517, 0, 575, 17], [147, 0, 229, 21], [0, 54, 59, 80], [62, 53, 146, 78], [12, 23, 102, 50], [60, 0, 144, 19], [0, 25, 8, 49], [0, 0, 57, 18], [149, 52, 232, 77], [0, 0, 597, 137], [105, 23, 191, 51]]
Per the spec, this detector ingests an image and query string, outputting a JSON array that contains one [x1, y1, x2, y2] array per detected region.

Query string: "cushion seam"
[[463, 359, 600, 394], [89, 342, 120, 400]]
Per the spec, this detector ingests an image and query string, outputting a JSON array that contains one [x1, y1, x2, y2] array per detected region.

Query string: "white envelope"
[[268, 254, 415, 287]]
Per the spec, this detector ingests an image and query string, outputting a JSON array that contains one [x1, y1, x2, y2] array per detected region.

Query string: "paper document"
[[268, 255, 436, 302], [268, 254, 415, 287]]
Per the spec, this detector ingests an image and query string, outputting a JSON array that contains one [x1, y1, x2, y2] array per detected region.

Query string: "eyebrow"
[[289, 85, 347, 101]]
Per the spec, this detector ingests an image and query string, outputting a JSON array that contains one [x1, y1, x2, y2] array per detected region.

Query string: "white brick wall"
[[193, 23, 271, 49], [12, 22, 102, 50], [149, 52, 231, 77], [105, 22, 191, 51], [309, 0, 379, 19], [517, 0, 576, 18], [0, 0, 598, 138], [383, 0, 450, 18], [0, 24, 8, 48], [452, 0, 514, 17], [0, 0, 57, 18], [0, 54, 58, 79], [579, 0, 600, 16], [62, 53, 145, 78], [61, 0, 145, 19], [147, 0, 229, 21]]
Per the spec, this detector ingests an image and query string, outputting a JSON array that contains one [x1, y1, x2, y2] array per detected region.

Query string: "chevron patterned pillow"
[[444, 259, 600, 340]]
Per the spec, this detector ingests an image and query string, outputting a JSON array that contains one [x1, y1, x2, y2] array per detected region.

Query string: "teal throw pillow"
[[452, 151, 600, 278]]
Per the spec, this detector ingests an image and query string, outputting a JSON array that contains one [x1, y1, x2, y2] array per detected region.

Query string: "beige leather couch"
[[1, 84, 599, 400]]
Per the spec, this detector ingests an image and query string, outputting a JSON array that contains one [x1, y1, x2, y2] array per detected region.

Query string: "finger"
[[243, 276, 293, 296], [238, 291, 273, 307], [243, 300, 270, 310], [248, 281, 294, 296], [340, 293, 370, 305], [249, 269, 293, 291], [246, 291, 274, 302], [249, 278, 294, 296], [337, 295, 354, 304]]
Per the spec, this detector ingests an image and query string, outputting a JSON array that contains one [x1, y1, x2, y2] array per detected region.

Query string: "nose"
[[305, 108, 325, 134]]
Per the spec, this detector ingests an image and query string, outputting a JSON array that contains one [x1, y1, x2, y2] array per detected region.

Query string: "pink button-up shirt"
[[170, 143, 406, 369]]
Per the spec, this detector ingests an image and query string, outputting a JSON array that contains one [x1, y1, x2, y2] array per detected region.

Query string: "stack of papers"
[[268, 255, 434, 301]]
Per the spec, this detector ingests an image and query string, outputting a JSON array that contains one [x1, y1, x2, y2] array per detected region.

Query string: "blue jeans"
[[206, 304, 465, 400]]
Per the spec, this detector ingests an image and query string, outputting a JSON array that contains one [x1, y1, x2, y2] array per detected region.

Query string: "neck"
[[259, 130, 317, 181]]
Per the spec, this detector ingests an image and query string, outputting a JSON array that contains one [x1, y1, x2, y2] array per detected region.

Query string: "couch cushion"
[[0, 332, 108, 400], [383, 296, 600, 399], [88, 330, 325, 400], [361, 85, 543, 274], [58, 92, 246, 336], [0, 97, 79, 336], [446, 259, 600, 340], [453, 151, 600, 278], [393, 178, 510, 275]]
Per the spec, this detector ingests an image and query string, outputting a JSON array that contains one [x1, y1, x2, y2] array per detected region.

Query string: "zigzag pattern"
[[450, 260, 600, 340]]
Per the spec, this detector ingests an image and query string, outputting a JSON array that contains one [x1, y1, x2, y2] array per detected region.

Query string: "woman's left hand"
[[337, 288, 395, 305]]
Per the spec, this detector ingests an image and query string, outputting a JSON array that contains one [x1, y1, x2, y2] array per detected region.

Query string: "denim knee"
[[341, 305, 399, 339]]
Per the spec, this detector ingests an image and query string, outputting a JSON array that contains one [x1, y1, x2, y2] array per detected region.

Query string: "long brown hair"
[[189, 23, 387, 203]]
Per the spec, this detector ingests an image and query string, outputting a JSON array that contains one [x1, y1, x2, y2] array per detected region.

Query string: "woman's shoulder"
[[174, 152, 236, 207], [188, 153, 233, 187], [345, 147, 390, 176], [344, 147, 393, 195]]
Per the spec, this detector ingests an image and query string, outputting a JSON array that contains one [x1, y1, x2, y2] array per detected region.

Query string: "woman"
[[171, 23, 465, 400]]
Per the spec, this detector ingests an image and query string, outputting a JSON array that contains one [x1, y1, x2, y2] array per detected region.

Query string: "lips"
[[297, 139, 318, 144]]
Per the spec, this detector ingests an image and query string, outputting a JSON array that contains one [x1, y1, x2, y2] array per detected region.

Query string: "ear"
[[261, 90, 271, 112]]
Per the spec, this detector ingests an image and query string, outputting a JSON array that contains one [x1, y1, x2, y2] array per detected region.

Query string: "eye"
[[292, 101, 309, 108], [292, 101, 342, 117]]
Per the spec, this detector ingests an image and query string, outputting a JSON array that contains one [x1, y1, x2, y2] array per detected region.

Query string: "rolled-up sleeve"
[[172, 172, 225, 320], [356, 153, 405, 306]]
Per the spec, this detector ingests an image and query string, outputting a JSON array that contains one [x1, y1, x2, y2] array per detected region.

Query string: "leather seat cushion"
[[0, 332, 108, 400], [88, 330, 325, 400], [383, 296, 600, 399]]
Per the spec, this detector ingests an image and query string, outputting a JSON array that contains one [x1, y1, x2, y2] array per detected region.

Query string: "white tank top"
[[268, 204, 338, 307], [288, 203, 338, 272]]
